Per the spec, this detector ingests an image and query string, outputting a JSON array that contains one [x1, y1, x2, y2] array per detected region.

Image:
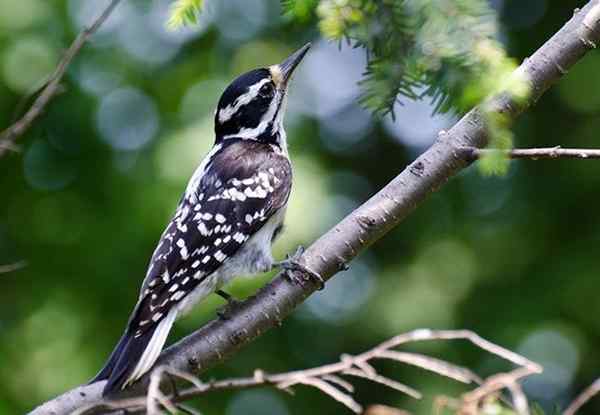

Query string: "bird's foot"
[[275, 246, 325, 290], [216, 289, 244, 320]]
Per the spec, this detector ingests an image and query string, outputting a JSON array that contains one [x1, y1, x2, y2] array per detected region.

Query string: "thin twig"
[[564, 378, 600, 415], [461, 367, 537, 415], [0, 0, 122, 159], [462, 146, 600, 161], [0, 260, 27, 274], [77, 329, 541, 414], [363, 405, 411, 415]]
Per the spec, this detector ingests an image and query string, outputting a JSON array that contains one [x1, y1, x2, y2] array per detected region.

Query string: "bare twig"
[[0, 0, 122, 159], [564, 378, 600, 415], [463, 146, 600, 160], [29, 2, 600, 414], [72, 329, 541, 414], [0, 260, 27, 274], [461, 367, 537, 415], [363, 404, 411, 415]]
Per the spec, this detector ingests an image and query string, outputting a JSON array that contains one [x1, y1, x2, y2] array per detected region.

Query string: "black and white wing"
[[136, 139, 292, 329], [96, 139, 292, 394]]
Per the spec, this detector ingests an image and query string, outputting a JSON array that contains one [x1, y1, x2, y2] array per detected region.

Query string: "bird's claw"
[[216, 289, 243, 320], [277, 246, 325, 290]]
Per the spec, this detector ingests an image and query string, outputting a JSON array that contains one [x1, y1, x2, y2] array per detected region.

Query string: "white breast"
[[176, 206, 286, 317]]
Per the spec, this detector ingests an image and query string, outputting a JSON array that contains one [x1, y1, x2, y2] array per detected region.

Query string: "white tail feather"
[[124, 309, 178, 388]]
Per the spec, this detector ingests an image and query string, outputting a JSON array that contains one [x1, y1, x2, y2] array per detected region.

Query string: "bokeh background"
[[1, 0, 599, 413]]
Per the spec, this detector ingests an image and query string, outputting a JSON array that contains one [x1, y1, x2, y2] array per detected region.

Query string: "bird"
[[92, 43, 320, 396]]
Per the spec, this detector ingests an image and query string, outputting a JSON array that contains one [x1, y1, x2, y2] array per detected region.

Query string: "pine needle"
[[166, 0, 205, 30]]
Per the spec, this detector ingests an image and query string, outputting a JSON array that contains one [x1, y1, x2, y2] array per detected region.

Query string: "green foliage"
[[285, 0, 533, 176], [306, 0, 528, 117], [166, 0, 205, 30], [282, 0, 319, 22], [478, 113, 513, 176]]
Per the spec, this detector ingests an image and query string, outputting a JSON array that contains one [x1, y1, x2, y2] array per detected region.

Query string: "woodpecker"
[[92, 43, 318, 395]]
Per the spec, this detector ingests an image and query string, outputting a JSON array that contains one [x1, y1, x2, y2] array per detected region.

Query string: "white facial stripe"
[[222, 90, 283, 141], [218, 78, 271, 124]]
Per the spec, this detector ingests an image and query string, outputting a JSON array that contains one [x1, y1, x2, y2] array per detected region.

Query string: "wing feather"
[[129, 140, 291, 337]]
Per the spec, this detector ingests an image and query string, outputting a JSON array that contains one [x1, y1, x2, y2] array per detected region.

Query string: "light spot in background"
[[416, 239, 477, 300], [70, 0, 207, 64], [280, 156, 337, 247], [213, 0, 278, 44], [0, 0, 51, 32], [371, 239, 477, 333], [97, 87, 159, 151], [518, 328, 580, 405], [179, 79, 228, 123], [379, 272, 457, 331], [226, 389, 289, 415], [155, 117, 213, 183], [118, 0, 205, 65], [383, 98, 457, 151], [68, 0, 129, 37], [74, 57, 124, 97], [24, 139, 78, 191], [300, 258, 376, 324], [289, 39, 365, 120], [290, 39, 453, 152], [2, 36, 58, 93], [318, 104, 373, 153]]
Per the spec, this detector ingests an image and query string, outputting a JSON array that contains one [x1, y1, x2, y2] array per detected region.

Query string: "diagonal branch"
[[29, 1, 600, 414], [463, 146, 600, 160], [0, 0, 122, 159]]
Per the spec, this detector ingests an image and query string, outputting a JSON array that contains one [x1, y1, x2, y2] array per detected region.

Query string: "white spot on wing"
[[214, 250, 227, 262]]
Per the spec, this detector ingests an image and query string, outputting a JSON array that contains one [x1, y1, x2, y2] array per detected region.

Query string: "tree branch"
[[0, 0, 122, 159], [564, 378, 600, 415], [29, 1, 600, 414], [463, 146, 600, 160], [69, 329, 542, 414]]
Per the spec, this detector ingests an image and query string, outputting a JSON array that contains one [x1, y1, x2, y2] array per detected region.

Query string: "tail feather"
[[102, 329, 157, 395], [89, 330, 130, 384], [95, 309, 178, 396]]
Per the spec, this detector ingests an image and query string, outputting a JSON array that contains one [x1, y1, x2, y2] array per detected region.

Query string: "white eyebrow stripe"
[[222, 91, 282, 140], [218, 78, 271, 123]]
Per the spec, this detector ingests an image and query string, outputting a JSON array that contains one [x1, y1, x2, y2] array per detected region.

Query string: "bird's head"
[[214, 43, 310, 147]]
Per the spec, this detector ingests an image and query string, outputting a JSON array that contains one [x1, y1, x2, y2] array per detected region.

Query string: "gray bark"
[[30, 1, 600, 414]]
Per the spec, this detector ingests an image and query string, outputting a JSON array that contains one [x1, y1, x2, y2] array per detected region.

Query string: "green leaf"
[[478, 112, 513, 176], [166, 0, 205, 30]]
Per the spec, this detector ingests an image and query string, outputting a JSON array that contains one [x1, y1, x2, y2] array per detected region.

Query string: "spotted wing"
[[129, 140, 292, 336]]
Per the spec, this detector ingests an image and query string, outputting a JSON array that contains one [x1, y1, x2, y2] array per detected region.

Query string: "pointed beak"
[[278, 42, 311, 85]]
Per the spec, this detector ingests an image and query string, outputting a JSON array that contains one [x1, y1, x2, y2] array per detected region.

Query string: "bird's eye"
[[259, 83, 274, 98]]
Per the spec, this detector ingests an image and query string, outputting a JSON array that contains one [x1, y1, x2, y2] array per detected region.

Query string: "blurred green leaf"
[[166, 0, 205, 30]]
